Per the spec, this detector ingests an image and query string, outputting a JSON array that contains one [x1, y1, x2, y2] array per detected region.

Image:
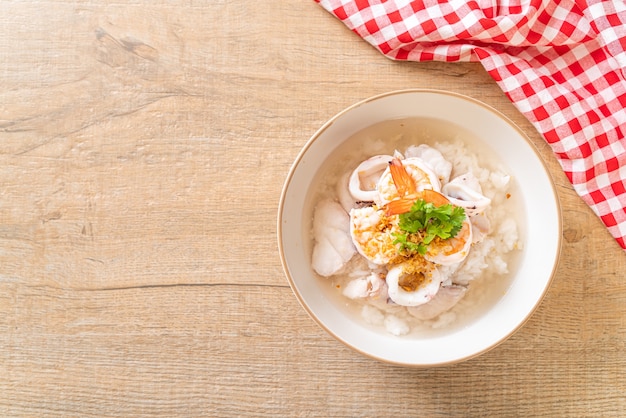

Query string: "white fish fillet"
[[342, 272, 386, 300], [311, 200, 356, 277]]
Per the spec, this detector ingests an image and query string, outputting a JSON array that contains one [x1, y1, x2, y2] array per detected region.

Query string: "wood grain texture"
[[1, 1, 625, 416]]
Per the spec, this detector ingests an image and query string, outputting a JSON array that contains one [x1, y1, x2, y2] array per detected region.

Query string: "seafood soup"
[[305, 117, 524, 337]]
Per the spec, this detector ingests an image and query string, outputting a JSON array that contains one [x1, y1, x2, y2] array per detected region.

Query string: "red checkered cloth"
[[315, 0, 626, 250]]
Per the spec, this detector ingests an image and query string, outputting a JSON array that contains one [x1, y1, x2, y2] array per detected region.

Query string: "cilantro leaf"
[[392, 199, 466, 256]]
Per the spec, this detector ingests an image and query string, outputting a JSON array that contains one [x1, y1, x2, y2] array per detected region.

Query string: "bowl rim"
[[277, 88, 562, 367]]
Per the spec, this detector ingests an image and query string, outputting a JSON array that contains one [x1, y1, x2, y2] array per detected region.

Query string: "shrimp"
[[348, 159, 418, 265], [424, 218, 472, 266], [384, 188, 450, 216], [349, 205, 400, 265], [384, 157, 473, 266], [383, 158, 452, 216], [376, 157, 441, 206]]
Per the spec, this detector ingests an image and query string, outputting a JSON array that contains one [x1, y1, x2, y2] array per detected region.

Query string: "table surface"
[[2, 1, 625, 416]]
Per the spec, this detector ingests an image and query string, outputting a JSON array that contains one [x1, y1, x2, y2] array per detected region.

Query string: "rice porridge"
[[306, 117, 523, 337]]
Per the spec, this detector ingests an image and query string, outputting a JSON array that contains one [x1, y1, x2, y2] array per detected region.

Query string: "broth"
[[305, 117, 524, 337]]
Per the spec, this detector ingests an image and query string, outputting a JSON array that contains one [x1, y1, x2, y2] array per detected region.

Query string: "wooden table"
[[1, 1, 625, 416]]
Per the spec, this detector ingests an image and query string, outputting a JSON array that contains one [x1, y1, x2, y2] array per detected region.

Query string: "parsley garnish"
[[392, 199, 466, 255]]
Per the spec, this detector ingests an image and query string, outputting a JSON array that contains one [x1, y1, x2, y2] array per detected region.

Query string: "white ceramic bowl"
[[278, 89, 561, 367]]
